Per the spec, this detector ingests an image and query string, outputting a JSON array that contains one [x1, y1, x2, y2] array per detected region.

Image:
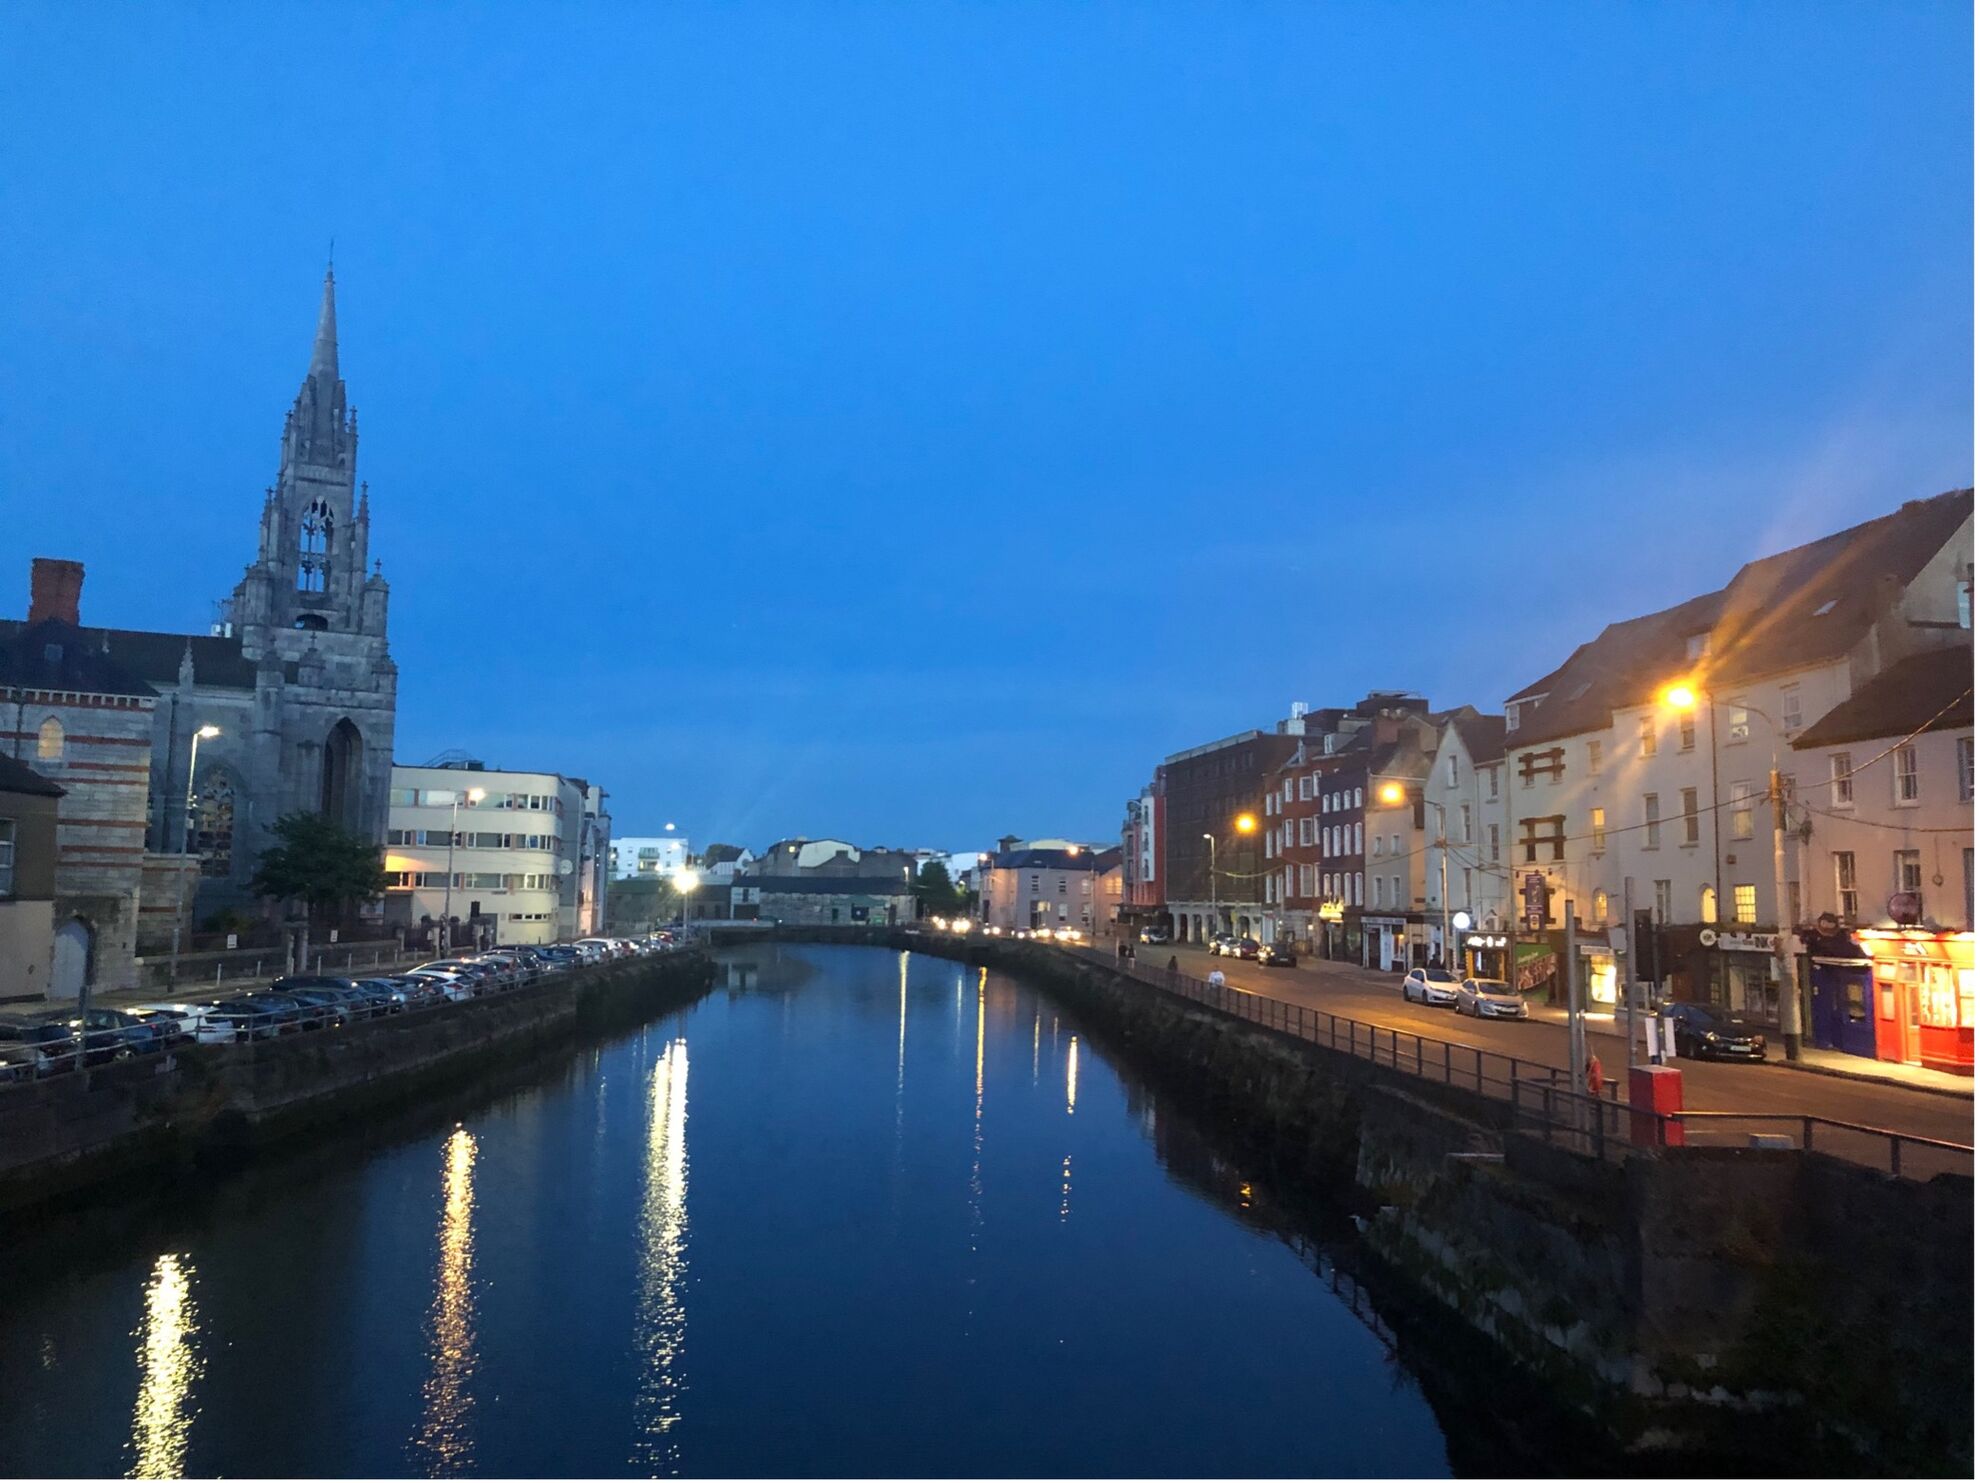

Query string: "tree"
[[251, 811, 389, 924], [913, 860, 966, 917]]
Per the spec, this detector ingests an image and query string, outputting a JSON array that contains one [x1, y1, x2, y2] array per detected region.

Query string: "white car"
[[1456, 978, 1530, 1020], [130, 1001, 236, 1046], [1401, 967, 1461, 1007], [404, 969, 475, 1003]]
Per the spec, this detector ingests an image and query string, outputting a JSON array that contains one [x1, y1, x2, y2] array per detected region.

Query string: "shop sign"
[[1522, 872, 1548, 929], [1700, 928, 1778, 954], [1513, 942, 1557, 992], [1318, 900, 1345, 922], [1466, 933, 1508, 949]]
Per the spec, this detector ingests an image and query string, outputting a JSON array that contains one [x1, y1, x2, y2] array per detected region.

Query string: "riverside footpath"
[[718, 924, 1973, 1475]]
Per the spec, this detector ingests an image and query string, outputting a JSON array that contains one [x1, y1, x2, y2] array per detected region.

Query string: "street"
[[1132, 941, 1975, 1159]]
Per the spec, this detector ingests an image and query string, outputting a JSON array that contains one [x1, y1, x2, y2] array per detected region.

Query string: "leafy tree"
[[913, 860, 966, 917], [251, 811, 389, 924]]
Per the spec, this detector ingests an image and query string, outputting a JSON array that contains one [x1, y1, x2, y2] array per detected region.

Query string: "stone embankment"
[[726, 924, 1971, 1477], [0, 952, 715, 1217]]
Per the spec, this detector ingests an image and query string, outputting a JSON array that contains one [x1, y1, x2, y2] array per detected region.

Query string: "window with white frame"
[[1894, 745, 1919, 805], [1678, 713, 1696, 752], [1895, 849, 1922, 894], [1732, 884, 1757, 924], [1590, 807, 1607, 853], [1643, 792, 1661, 848], [1588, 738, 1603, 770], [1780, 684, 1802, 732], [1834, 851, 1858, 920], [1445, 755, 1457, 786], [1727, 702, 1750, 744], [1638, 716, 1656, 758], [1353, 871, 1363, 904], [1487, 823, 1500, 861], [1486, 766, 1499, 800], [1682, 787, 1701, 845], [1459, 803, 1471, 842], [1299, 775, 1314, 801], [1592, 888, 1609, 925], [1960, 736, 1974, 802], [1830, 753, 1854, 807], [0, 818, 13, 895], [1730, 780, 1755, 839]]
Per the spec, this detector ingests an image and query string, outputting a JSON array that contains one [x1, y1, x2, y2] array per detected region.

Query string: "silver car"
[[1456, 977, 1530, 1020], [1401, 967, 1460, 1006]]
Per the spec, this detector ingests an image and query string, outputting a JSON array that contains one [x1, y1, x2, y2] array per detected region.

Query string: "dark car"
[[83, 1007, 172, 1053], [259, 989, 343, 1029], [1233, 937, 1262, 961], [202, 997, 286, 1040], [0, 1015, 87, 1074], [1261, 942, 1296, 967], [1670, 1003, 1769, 1062], [273, 975, 375, 1018]]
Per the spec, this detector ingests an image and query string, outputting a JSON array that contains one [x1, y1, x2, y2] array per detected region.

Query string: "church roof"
[[0, 620, 255, 691], [310, 267, 338, 381], [0, 618, 158, 700]]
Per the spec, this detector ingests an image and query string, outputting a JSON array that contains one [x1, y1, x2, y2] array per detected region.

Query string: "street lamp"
[[183, 724, 220, 853], [1202, 832, 1217, 941], [1658, 683, 1801, 1059], [441, 786, 485, 951], [675, 866, 699, 936]]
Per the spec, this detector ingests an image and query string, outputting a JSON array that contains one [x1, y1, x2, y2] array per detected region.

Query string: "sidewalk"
[[1528, 1004, 1974, 1099]]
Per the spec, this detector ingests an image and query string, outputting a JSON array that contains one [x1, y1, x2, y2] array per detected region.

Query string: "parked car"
[[404, 969, 475, 1002], [1232, 937, 1261, 961], [1669, 1002, 1768, 1062], [1455, 978, 1530, 1020], [202, 997, 289, 1040], [1402, 967, 1461, 1006], [1207, 934, 1236, 957], [0, 1045, 40, 1083], [418, 959, 504, 991], [262, 988, 345, 1028], [131, 1002, 235, 1046], [82, 1007, 172, 1054], [0, 1016, 84, 1075], [1138, 926, 1172, 946], [1261, 942, 1297, 967]]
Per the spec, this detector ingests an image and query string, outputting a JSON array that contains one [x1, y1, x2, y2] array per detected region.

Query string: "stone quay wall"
[[734, 924, 1973, 1477], [0, 951, 715, 1217]]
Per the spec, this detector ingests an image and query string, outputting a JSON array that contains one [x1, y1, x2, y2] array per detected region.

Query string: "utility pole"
[[1565, 896, 1584, 1110], [1771, 763, 1803, 1060], [1435, 802, 1450, 968], [1203, 832, 1218, 941], [1621, 875, 1636, 1071]]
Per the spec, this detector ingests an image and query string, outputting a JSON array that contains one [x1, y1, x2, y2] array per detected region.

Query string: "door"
[[51, 918, 92, 1001]]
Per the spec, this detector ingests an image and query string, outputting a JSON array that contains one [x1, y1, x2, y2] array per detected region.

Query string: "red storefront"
[[1857, 929, 1975, 1076]]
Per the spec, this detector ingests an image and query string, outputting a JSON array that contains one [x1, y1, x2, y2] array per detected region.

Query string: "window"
[[1282, 778, 1294, 803], [1505, 704, 1521, 733], [1299, 776, 1314, 801], [1700, 884, 1718, 923], [1686, 631, 1711, 660], [1962, 737, 1975, 803], [1730, 781, 1755, 840], [1486, 767, 1500, 801], [1592, 889, 1609, 925], [1391, 833, 1401, 855], [1834, 852, 1858, 920], [1780, 685, 1802, 732], [1588, 739, 1604, 769], [1678, 713, 1696, 752], [1638, 716, 1656, 758], [389, 787, 417, 806], [1732, 884, 1758, 925], [36, 717, 63, 762], [1374, 875, 1387, 908], [1895, 849, 1922, 894], [1371, 833, 1384, 857], [1445, 755, 1458, 786], [1590, 807, 1607, 852], [1894, 746, 1919, 805], [1299, 817, 1314, 846], [1681, 788, 1700, 845], [1830, 753, 1854, 807], [1353, 872, 1363, 905], [1458, 804, 1471, 842], [1518, 749, 1565, 786], [192, 773, 236, 878], [1299, 864, 1316, 896], [0, 818, 13, 895], [298, 498, 332, 593], [1353, 824, 1363, 853], [1653, 879, 1672, 921], [1961, 566, 1974, 630], [1518, 816, 1566, 863], [1727, 702, 1750, 744], [1487, 823, 1500, 862], [1643, 793, 1661, 849], [1354, 787, 1363, 807]]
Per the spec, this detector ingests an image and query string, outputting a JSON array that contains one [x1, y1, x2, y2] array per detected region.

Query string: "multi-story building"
[[1, 592, 163, 995], [734, 837, 917, 926], [385, 762, 589, 947], [1423, 713, 1512, 978], [1504, 487, 1973, 1019], [1790, 644, 1974, 1072], [980, 845, 1113, 934], [1159, 720, 1304, 944], [611, 833, 689, 880], [0, 753, 62, 1000], [1120, 785, 1163, 933]]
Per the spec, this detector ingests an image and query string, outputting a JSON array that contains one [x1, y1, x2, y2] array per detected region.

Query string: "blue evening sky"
[[3, 2, 1971, 852]]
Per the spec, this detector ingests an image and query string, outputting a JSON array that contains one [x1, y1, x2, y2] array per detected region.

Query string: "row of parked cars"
[[1207, 934, 1296, 967], [0, 934, 679, 1081]]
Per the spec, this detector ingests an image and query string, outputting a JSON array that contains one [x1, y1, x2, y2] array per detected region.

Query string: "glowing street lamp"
[[1659, 682, 1699, 712], [441, 787, 485, 950], [183, 724, 221, 852], [1234, 813, 1257, 834], [674, 866, 699, 933], [1377, 781, 1405, 806]]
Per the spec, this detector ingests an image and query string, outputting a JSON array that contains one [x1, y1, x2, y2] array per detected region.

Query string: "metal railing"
[[1065, 945, 1973, 1181]]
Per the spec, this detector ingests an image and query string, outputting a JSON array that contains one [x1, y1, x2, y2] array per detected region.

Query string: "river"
[[0, 944, 1460, 1477]]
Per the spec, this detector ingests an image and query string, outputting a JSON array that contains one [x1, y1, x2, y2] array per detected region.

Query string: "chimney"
[[28, 558, 83, 626]]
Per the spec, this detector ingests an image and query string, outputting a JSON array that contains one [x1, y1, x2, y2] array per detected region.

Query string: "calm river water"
[[0, 944, 1459, 1477]]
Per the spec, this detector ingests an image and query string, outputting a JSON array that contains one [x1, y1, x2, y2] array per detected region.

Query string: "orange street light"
[[1377, 781, 1404, 805], [1660, 682, 1699, 711], [1234, 813, 1258, 834]]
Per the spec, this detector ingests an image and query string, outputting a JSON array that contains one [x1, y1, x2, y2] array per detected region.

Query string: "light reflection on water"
[[127, 1253, 200, 1480], [411, 1126, 479, 1475], [631, 1037, 691, 1475]]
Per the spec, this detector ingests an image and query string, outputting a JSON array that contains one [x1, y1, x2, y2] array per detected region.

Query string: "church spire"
[[308, 265, 338, 381]]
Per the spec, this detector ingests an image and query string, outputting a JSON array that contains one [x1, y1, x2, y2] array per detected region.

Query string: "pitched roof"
[[0, 752, 63, 798], [1507, 489, 1972, 746], [1454, 713, 1508, 764], [1790, 645, 1974, 750], [0, 618, 158, 700], [0, 619, 256, 690], [988, 848, 1106, 871]]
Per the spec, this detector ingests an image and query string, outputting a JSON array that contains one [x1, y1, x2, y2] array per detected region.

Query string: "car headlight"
[[1704, 1031, 1720, 1042]]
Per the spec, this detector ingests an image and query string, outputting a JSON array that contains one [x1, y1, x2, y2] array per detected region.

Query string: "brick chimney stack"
[[28, 558, 84, 625]]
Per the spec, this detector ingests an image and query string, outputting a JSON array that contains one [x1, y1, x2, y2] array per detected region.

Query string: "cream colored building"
[[385, 763, 573, 946]]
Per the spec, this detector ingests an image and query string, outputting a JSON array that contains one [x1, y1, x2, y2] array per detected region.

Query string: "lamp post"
[[1659, 684, 1801, 1060], [675, 866, 699, 938], [441, 786, 485, 952], [183, 724, 220, 853], [1233, 812, 1257, 938], [1201, 832, 1217, 941]]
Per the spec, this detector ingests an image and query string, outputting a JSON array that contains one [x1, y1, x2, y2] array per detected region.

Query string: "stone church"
[[2, 269, 398, 933]]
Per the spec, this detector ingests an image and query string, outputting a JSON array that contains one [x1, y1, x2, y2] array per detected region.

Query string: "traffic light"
[[1632, 908, 1657, 978]]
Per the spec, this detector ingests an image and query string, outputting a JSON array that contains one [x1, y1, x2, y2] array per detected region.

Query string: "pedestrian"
[[1167, 955, 1179, 973], [1126, 940, 1136, 963]]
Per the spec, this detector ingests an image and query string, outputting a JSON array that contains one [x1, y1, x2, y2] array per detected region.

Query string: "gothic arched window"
[[298, 498, 333, 593], [37, 717, 64, 761], [193, 772, 237, 878]]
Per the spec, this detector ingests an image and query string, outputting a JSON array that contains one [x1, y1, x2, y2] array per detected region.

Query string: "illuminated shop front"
[[1859, 929, 1975, 1076]]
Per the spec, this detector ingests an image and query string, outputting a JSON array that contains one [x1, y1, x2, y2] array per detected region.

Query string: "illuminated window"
[[1590, 807, 1607, 852], [1732, 884, 1757, 924], [36, 717, 63, 761], [1700, 884, 1718, 923], [1592, 889, 1609, 924]]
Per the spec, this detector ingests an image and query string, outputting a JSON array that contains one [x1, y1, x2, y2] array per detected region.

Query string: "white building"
[[386, 762, 604, 947], [611, 834, 690, 880], [1422, 713, 1512, 975], [1502, 488, 1972, 1018]]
